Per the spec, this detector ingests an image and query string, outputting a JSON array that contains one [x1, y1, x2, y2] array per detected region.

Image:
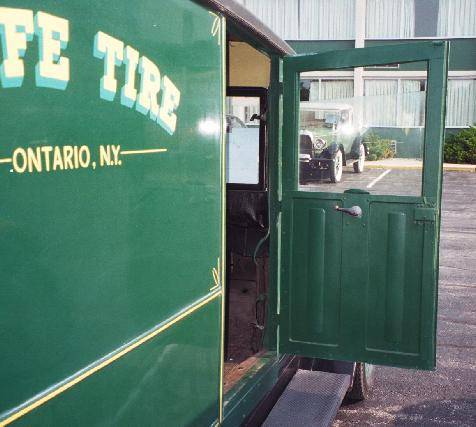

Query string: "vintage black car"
[[299, 103, 367, 184]]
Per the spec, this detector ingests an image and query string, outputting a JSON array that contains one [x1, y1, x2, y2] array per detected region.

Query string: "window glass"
[[446, 79, 476, 127], [366, 0, 476, 38], [226, 96, 261, 185], [366, 0, 415, 38], [238, 0, 354, 40], [437, 0, 476, 37], [240, 0, 476, 40], [298, 64, 427, 196], [299, 0, 355, 40], [240, 0, 299, 39]]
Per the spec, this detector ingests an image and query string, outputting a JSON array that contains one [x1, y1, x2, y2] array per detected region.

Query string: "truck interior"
[[223, 34, 273, 395]]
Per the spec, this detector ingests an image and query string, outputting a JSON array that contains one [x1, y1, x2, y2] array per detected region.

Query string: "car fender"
[[325, 142, 347, 165], [326, 142, 340, 157], [351, 136, 363, 159]]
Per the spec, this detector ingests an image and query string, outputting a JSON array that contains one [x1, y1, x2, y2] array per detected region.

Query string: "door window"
[[298, 62, 427, 196]]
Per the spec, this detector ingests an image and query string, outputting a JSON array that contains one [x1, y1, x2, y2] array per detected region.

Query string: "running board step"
[[262, 369, 351, 427]]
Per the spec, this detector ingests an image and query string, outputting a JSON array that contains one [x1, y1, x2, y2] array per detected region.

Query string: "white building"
[[234, 0, 476, 130]]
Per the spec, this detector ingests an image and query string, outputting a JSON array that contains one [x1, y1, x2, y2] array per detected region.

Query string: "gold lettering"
[[52, 146, 64, 170], [12, 148, 27, 173], [41, 146, 53, 172], [73, 145, 79, 169], [27, 147, 42, 173], [111, 144, 121, 166], [63, 145, 74, 169], [78, 146, 90, 168], [99, 145, 111, 166]]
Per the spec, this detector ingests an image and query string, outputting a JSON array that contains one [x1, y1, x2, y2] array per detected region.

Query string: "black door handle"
[[335, 205, 362, 218]]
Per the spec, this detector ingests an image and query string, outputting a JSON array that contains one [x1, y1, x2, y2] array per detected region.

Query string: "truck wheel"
[[346, 362, 373, 402], [330, 150, 343, 183], [353, 143, 365, 173]]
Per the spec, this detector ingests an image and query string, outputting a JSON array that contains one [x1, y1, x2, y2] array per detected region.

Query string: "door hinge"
[[414, 206, 437, 222]]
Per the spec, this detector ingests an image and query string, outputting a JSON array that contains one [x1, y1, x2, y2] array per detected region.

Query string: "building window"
[[310, 79, 355, 101], [364, 79, 426, 127], [239, 0, 299, 40], [437, 0, 476, 37], [238, 0, 476, 40], [301, 79, 354, 101], [366, 0, 476, 39], [446, 79, 476, 127], [364, 79, 399, 125], [299, 0, 355, 40], [366, 0, 415, 38], [237, 0, 354, 40]]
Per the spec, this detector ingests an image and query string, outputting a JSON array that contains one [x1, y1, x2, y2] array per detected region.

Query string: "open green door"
[[279, 42, 448, 370]]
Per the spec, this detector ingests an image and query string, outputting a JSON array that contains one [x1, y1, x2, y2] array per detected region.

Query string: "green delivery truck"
[[0, 0, 448, 425]]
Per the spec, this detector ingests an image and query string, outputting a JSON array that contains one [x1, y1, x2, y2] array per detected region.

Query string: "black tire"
[[353, 143, 365, 173], [330, 149, 343, 183], [346, 362, 373, 402]]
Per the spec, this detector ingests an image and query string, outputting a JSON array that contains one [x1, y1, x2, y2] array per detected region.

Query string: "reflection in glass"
[[298, 66, 427, 196]]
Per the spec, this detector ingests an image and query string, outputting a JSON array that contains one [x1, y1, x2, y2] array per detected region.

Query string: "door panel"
[[366, 202, 425, 356], [280, 42, 448, 369], [289, 197, 343, 346]]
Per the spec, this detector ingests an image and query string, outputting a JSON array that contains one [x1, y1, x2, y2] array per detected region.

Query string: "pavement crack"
[[438, 316, 476, 326], [439, 283, 476, 289], [437, 342, 476, 349], [439, 265, 476, 272]]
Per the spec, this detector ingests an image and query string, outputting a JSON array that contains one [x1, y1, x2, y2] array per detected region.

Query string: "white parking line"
[[367, 169, 391, 188]]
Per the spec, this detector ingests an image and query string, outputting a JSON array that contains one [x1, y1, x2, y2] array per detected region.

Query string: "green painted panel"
[[365, 39, 476, 70], [288, 198, 343, 347], [280, 42, 448, 369], [366, 203, 425, 357], [0, 0, 223, 421], [290, 39, 476, 70], [13, 299, 222, 426], [288, 40, 355, 55]]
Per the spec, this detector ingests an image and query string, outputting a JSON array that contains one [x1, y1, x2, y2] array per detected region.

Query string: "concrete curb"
[[443, 164, 476, 172], [366, 165, 423, 171], [365, 163, 476, 172]]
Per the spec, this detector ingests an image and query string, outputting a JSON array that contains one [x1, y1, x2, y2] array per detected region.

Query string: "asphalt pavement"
[[300, 167, 423, 196], [332, 171, 476, 426]]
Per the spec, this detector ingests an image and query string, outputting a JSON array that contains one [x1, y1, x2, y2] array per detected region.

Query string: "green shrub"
[[444, 127, 476, 164], [363, 132, 395, 161]]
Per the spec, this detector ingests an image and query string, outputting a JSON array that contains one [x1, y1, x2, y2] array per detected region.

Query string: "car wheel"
[[330, 149, 343, 183], [353, 143, 365, 173], [346, 362, 374, 402]]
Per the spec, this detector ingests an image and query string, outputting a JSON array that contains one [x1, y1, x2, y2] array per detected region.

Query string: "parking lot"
[[300, 165, 423, 196], [332, 171, 476, 426]]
